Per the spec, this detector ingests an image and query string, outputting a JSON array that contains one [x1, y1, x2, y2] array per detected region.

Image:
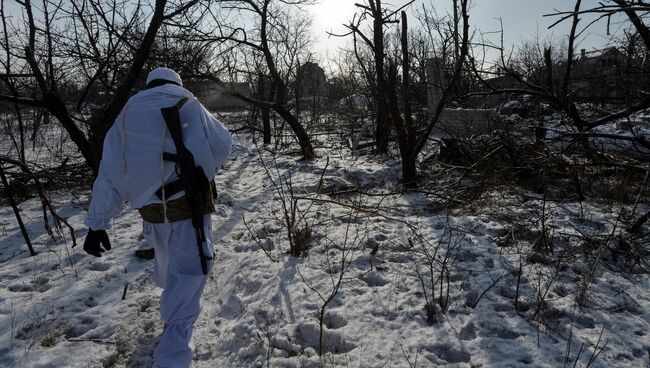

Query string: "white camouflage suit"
[[84, 68, 232, 367]]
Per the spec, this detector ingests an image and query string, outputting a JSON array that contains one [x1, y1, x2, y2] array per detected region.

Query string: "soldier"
[[82, 67, 232, 367]]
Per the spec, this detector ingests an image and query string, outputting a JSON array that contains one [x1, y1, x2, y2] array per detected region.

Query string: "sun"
[[310, 0, 359, 35], [308, 0, 366, 56]]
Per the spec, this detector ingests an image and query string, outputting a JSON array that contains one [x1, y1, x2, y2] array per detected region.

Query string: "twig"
[[586, 324, 608, 367], [471, 269, 517, 308], [243, 215, 279, 262], [0, 164, 36, 256], [66, 338, 116, 345]]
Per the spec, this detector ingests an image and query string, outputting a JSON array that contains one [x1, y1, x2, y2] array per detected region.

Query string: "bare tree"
[[198, 0, 316, 159], [388, 1, 471, 185], [0, 0, 203, 174], [469, 0, 650, 151], [334, 0, 414, 154]]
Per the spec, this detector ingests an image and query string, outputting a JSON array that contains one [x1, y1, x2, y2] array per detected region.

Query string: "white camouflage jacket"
[[84, 84, 232, 230]]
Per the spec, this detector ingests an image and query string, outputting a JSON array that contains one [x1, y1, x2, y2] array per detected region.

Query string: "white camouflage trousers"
[[143, 215, 213, 368]]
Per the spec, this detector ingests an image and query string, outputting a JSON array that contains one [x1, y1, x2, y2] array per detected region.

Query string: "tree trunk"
[[402, 153, 417, 187], [43, 92, 100, 175], [257, 0, 315, 160], [257, 76, 273, 144], [0, 165, 36, 256], [87, 0, 168, 173], [262, 106, 272, 144], [16, 0, 169, 177], [400, 12, 416, 187], [544, 47, 553, 93], [400, 12, 415, 146], [375, 100, 390, 153], [23, 42, 100, 174], [373, 0, 390, 154], [387, 62, 416, 188], [273, 105, 316, 159]]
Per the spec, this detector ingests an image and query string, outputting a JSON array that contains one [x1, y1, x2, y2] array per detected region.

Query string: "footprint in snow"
[[478, 325, 521, 340], [63, 316, 99, 338], [217, 294, 244, 319], [242, 279, 263, 294], [374, 233, 388, 241], [459, 322, 477, 341], [295, 322, 356, 354], [8, 275, 51, 292], [464, 290, 479, 307], [493, 302, 514, 312], [361, 271, 390, 287], [458, 249, 479, 262], [497, 284, 515, 300], [89, 261, 111, 272], [8, 283, 35, 292], [424, 344, 471, 364], [574, 314, 596, 329], [323, 310, 347, 329]]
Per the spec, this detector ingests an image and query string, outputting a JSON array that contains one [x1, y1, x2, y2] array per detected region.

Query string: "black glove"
[[83, 229, 112, 257]]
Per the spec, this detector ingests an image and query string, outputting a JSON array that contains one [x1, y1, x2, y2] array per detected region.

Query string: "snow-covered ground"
[[1, 124, 649, 367]]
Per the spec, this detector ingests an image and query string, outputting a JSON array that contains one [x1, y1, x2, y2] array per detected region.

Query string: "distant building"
[[461, 46, 649, 109], [570, 47, 628, 100], [535, 47, 648, 101], [296, 62, 326, 98], [472, 73, 526, 108], [426, 58, 498, 136], [481, 73, 524, 91]]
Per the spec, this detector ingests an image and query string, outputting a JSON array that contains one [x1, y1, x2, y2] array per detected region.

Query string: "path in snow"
[[1, 129, 649, 367]]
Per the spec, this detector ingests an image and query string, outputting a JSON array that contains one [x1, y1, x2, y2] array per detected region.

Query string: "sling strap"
[[155, 96, 191, 201], [154, 96, 213, 274]]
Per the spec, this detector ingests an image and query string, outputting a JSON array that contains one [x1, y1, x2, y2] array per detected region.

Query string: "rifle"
[[160, 97, 212, 275]]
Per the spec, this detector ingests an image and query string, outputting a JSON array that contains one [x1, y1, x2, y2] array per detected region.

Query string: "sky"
[[307, 0, 625, 62], [3, 0, 627, 67]]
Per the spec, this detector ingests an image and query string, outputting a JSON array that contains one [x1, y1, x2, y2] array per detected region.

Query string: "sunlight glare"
[[309, 0, 360, 53]]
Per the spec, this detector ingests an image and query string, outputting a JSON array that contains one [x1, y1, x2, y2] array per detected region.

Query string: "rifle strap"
[[156, 95, 213, 275], [160, 96, 190, 153], [174, 96, 190, 110], [157, 96, 191, 202]]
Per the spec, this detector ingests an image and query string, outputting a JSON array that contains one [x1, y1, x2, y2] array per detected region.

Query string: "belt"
[[138, 194, 215, 224]]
